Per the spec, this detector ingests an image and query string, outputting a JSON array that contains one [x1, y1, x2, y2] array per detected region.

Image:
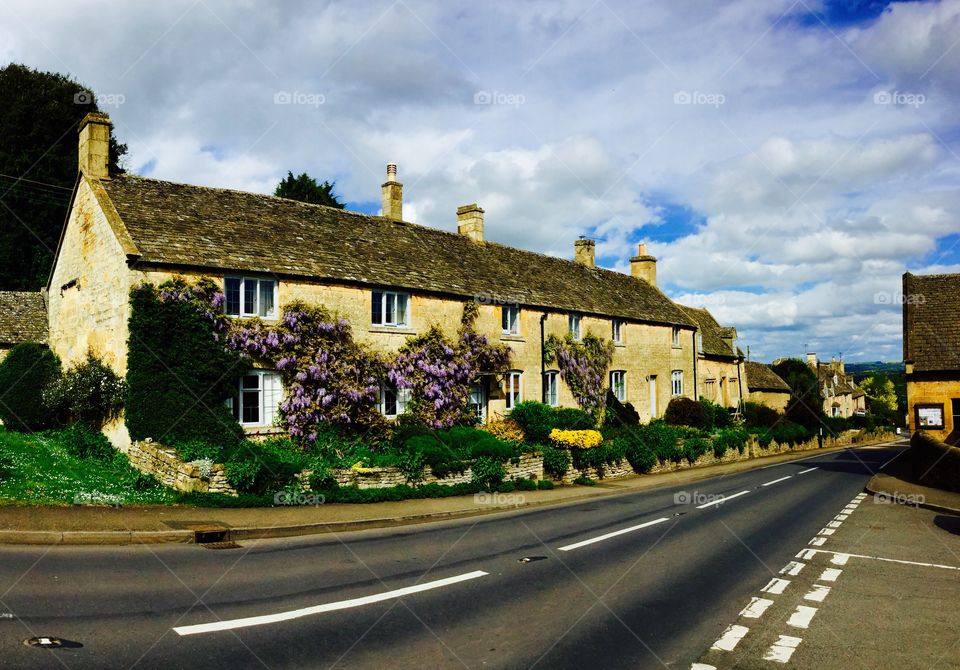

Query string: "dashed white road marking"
[[762, 577, 791, 595], [691, 664, 717, 670], [818, 528, 836, 536], [796, 549, 817, 560], [834, 514, 849, 521], [764, 635, 803, 663], [711, 624, 750, 651], [762, 475, 792, 487], [826, 520, 843, 528], [818, 568, 842, 582], [173, 570, 489, 635], [787, 605, 818, 629], [830, 553, 850, 565], [780, 561, 806, 576], [808, 536, 828, 546], [696, 490, 751, 509], [804, 584, 831, 602], [557, 516, 670, 551], [807, 549, 960, 571], [739, 597, 775, 619], [797, 467, 817, 475]]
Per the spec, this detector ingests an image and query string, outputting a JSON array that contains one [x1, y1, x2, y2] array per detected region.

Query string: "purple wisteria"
[[545, 333, 615, 420]]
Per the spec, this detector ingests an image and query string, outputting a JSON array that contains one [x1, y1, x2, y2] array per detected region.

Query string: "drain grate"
[[201, 541, 242, 550]]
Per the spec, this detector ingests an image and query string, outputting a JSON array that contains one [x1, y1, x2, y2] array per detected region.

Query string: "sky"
[[3, 0, 958, 363]]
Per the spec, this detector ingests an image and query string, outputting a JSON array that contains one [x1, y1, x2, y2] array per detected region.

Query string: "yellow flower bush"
[[481, 419, 525, 445], [549, 428, 603, 450], [350, 461, 381, 473]]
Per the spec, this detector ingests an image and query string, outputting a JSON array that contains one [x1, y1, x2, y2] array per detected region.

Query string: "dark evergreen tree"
[[274, 171, 345, 208]]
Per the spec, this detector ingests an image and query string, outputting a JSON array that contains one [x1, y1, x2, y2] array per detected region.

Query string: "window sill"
[[500, 335, 526, 342], [242, 426, 285, 436], [368, 326, 416, 335], [613, 342, 626, 348]]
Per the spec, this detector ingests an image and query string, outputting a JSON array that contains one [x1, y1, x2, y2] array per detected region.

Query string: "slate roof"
[[816, 363, 857, 395], [679, 306, 739, 358], [903, 272, 960, 372], [101, 175, 695, 327], [0, 291, 47, 345], [744, 361, 790, 392]]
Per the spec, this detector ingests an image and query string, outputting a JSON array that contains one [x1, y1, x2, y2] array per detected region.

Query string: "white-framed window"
[[379, 383, 411, 418], [610, 370, 626, 402], [505, 371, 523, 410], [696, 332, 703, 354], [543, 371, 559, 407], [671, 370, 683, 396], [612, 319, 623, 343], [671, 327, 681, 348], [225, 277, 277, 318], [469, 383, 487, 423], [371, 290, 410, 328], [229, 370, 283, 426], [704, 379, 716, 400], [569, 314, 581, 340], [501, 305, 520, 335]]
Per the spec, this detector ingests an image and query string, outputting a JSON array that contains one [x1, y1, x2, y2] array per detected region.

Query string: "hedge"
[[0, 342, 61, 431]]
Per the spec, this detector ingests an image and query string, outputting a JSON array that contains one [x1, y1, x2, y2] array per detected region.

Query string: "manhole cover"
[[518, 556, 548, 563], [201, 541, 242, 550]]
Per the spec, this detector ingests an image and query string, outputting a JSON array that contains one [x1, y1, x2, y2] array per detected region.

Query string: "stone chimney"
[[78, 112, 112, 180], [381, 163, 402, 221], [806, 352, 817, 369], [574, 237, 595, 268], [630, 243, 657, 285], [457, 204, 484, 242]]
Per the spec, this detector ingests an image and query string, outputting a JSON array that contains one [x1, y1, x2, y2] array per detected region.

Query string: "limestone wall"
[[127, 439, 238, 496]]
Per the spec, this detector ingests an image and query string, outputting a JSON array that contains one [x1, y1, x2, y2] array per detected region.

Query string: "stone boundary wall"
[[127, 439, 238, 496], [323, 453, 544, 490]]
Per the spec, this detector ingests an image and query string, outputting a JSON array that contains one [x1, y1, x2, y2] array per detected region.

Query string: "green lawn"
[[0, 426, 178, 506]]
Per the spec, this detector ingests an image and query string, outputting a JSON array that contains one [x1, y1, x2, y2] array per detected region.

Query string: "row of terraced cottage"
[[0, 112, 813, 450]]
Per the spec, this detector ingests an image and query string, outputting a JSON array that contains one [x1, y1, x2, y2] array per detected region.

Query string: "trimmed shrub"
[[699, 398, 731, 431], [515, 478, 538, 491], [59, 423, 117, 462], [537, 479, 554, 490], [471, 456, 507, 490], [0, 342, 61, 431], [664, 397, 709, 429], [605, 390, 640, 427], [640, 421, 683, 463], [44, 354, 125, 429], [552, 406, 596, 430], [480, 419, 525, 445], [573, 474, 596, 486], [509, 401, 555, 443], [620, 436, 657, 473], [223, 439, 306, 495], [549, 428, 603, 450], [742, 401, 780, 428], [126, 284, 245, 450], [683, 436, 711, 464], [403, 435, 466, 479], [713, 427, 749, 456], [540, 444, 570, 478]]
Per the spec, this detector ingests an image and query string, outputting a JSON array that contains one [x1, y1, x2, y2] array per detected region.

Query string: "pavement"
[[0, 440, 891, 545], [865, 446, 960, 515], [0, 441, 934, 669]]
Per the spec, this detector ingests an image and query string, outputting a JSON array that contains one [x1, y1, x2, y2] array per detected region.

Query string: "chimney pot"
[[381, 163, 403, 221], [630, 243, 657, 285], [806, 352, 817, 369], [574, 238, 595, 268], [78, 112, 112, 180], [457, 203, 485, 242], [638, 242, 647, 255]]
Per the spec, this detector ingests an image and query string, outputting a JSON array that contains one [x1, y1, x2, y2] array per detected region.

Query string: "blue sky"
[[2, 0, 957, 362]]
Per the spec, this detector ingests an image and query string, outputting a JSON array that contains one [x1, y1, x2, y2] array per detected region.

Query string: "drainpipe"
[[540, 313, 548, 402], [692, 330, 698, 401], [736, 358, 744, 410]]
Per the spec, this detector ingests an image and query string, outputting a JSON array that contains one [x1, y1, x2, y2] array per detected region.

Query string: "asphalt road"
[[0, 443, 906, 669]]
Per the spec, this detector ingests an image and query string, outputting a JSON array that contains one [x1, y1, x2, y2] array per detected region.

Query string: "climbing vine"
[[544, 332, 615, 420]]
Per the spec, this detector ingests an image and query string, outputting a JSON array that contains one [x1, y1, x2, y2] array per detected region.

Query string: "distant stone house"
[[903, 272, 960, 445], [679, 306, 744, 408], [743, 360, 791, 412], [45, 113, 703, 448], [0, 291, 47, 361], [806, 352, 864, 418]]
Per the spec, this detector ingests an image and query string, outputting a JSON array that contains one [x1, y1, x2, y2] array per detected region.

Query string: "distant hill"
[[845, 361, 904, 382]]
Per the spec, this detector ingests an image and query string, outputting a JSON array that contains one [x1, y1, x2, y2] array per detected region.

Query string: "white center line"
[[762, 476, 792, 487], [787, 605, 818, 629], [797, 467, 818, 475], [764, 635, 803, 663], [557, 517, 670, 552], [173, 570, 488, 636], [697, 490, 751, 509], [711, 624, 750, 651], [739, 597, 775, 619]]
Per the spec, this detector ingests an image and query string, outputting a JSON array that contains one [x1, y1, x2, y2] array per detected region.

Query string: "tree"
[[0, 63, 127, 290], [274, 171, 345, 209], [860, 373, 899, 424], [771, 358, 824, 430]]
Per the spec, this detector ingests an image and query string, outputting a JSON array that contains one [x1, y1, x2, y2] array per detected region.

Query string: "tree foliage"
[[0, 342, 61, 431], [544, 333, 615, 421], [274, 171, 345, 209], [771, 358, 824, 430], [0, 63, 127, 290]]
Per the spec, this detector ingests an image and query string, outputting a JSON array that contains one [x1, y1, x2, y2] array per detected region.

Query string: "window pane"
[[397, 387, 411, 415], [502, 307, 509, 332], [225, 278, 241, 315], [242, 391, 260, 424], [395, 294, 408, 326], [263, 372, 283, 423], [384, 387, 397, 416], [385, 293, 395, 324], [242, 374, 260, 390], [243, 279, 257, 315], [372, 291, 383, 324], [258, 281, 275, 317]]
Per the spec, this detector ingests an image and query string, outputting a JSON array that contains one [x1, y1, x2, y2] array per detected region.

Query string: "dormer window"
[[225, 277, 277, 318], [502, 305, 520, 335], [671, 327, 681, 348], [569, 314, 581, 340]]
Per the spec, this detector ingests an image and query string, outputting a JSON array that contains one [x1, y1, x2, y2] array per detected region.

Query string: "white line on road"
[[807, 549, 960, 571], [796, 467, 818, 475], [691, 664, 717, 670], [818, 568, 842, 582], [780, 561, 805, 576], [764, 635, 803, 663], [818, 528, 836, 536], [787, 605, 818, 629], [804, 584, 831, 602], [834, 514, 848, 521], [557, 517, 671, 552], [808, 536, 828, 546], [711, 624, 750, 651], [739, 597, 775, 619], [830, 553, 849, 565], [173, 570, 489, 636], [761, 578, 791, 595], [696, 490, 751, 509], [762, 476, 792, 487]]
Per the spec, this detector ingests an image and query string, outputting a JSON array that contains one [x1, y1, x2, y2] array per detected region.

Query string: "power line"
[[0, 172, 74, 191]]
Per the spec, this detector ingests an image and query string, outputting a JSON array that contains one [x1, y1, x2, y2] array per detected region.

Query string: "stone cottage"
[[45, 112, 708, 448], [743, 360, 791, 412], [679, 305, 745, 409], [903, 271, 960, 445], [806, 352, 865, 418]]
